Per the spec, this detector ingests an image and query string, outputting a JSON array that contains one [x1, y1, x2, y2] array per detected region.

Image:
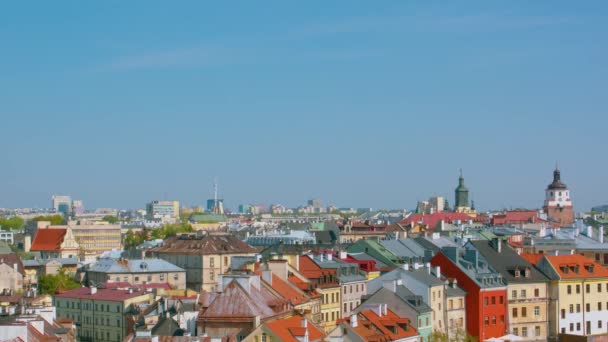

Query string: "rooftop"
[[88, 258, 184, 274], [149, 234, 257, 255]]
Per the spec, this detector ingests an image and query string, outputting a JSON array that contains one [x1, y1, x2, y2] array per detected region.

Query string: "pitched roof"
[[30, 229, 67, 252], [88, 258, 184, 274], [149, 235, 257, 255], [254, 271, 309, 306], [54, 286, 150, 302], [543, 254, 608, 279], [402, 212, 475, 232], [0, 254, 24, 275], [265, 315, 325, 342], [343, 307, 419, 341], [469, 240, 549, 283]]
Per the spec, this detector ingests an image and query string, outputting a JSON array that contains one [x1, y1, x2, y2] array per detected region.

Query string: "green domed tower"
[[455, 169, 469, 209]]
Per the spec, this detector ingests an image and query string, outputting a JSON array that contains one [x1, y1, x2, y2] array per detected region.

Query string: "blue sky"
[[2, 1, 607, 211]]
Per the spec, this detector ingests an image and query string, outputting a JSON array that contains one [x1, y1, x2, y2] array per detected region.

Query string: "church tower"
[[454, 170, 471, 213], [544, 166, 574, 226]]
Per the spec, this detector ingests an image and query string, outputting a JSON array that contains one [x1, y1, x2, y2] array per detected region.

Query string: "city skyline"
[[2, 1, 607, 210]]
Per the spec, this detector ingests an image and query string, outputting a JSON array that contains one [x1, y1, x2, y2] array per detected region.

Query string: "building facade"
[[544, 167, 575, 226], [86, 258, 186, 289]]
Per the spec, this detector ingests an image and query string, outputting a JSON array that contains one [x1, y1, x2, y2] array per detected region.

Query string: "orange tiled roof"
[[343, 308, 418, 342], [255, 271, 309, 306], [544, 254, 608, 279], [520, 253, 544, 265], [30, 228, 67, 252], [265, 315, 325, 342]]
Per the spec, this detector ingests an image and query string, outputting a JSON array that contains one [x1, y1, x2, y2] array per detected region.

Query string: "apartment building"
[[471, 239, 549, 341], [531, 253, 608, 339], [54, 285, 155, 342], [298, 254, 341, 333], [149, 234, 257, 291], [86, 258, 186, 289]]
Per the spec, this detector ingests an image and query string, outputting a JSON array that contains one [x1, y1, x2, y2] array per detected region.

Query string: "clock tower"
[[544, 166, 574, 226]]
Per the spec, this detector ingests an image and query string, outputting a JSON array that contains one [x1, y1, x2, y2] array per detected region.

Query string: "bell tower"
[[543, 165, 574, 226]]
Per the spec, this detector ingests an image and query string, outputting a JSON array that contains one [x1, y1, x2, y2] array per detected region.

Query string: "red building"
[[431, 247, 507, 340]]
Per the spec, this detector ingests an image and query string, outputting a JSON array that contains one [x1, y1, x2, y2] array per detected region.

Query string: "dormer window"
[[524, 267, 531, 278], [514, 268, 521, 278]]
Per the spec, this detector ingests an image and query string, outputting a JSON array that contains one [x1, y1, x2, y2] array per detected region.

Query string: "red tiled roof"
[[520, 253, 543, 266], [544, 254, 608, 279], [54, 286, 150, 301], [491, 210, 543, 225], [30, 229, 67, 252], [149, 235, 257, 255], [402, 212, 475, 232], [255, 271, 309, 306], [265, 315, 325, 342], [342, 308, 418, 341]]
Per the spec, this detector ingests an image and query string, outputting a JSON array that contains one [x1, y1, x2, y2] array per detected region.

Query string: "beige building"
[[86, 258, 186, 289], [149, 234, 257, 291], [471, 240, 550, 341], [445, 280, 467, 338], [34, 222, 122, 260], [0, 254, 24, 292]]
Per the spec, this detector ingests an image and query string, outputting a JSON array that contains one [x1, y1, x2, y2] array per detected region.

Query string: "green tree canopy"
[[38, 269, 80, 295], [102, 215, 119, 224], [0, 217, 25, 230], [32, 215, 65, 225]]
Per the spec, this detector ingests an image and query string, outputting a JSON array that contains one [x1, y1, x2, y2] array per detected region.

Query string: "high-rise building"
[[72, 200, 85, 216], [207, 199, 224, 213], [543, 166, 574, 226], [145, 200, 180, 220], [308, 199, 323, 209], [52, 195, 72, 216]]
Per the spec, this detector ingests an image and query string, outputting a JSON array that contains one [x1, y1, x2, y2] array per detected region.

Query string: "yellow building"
[[318, 285, 341, 333], [534, 254, 608, 339]]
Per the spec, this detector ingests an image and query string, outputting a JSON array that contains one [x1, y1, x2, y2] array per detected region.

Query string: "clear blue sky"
[[2, 1, 607, 211]]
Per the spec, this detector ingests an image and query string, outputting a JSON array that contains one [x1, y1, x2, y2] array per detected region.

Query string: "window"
[[587, 321, 591, 333], [577, 322, 581, 331], [449, 299, 454, 310], [587, 303, 591, 312], [484, 297, 489, 306], [484, 316, 489, 326], [522, 307, 527, 317], [459, 317, 464, 327], [512, 290, 517, 298], [499, 296, 504, 304], [343, 287, 346, 295], [160, 274, 165, 281], [521, 290, 526, 298], [535, 306, 540, 317], [513, 327, 518, 335], [570, 323, 574, 332], [261, 333, 267, 342], [512, 308, 518, 318], [600, 321, 603, 329], [147, 275, 152, 282], [460, 298, 464, 307], [134, 276, 139, 282], [491, 296, 495, 305], [587, 284, 591, 293], [577, 284, 581, 294], [600, 283, 603, 293], [534, 288, 540, 297], [577, 304, 581, 313], [522, 327, 528, 337], [535, 326, 541, 337], [492, 316, 496, 325], [568, 285, 572, 294], [209, 270, 214, 281], [561, 309, 566, 319], [210, 257, 215, 267], [599, 302, 603, 311], [344, 303, 347, 312]]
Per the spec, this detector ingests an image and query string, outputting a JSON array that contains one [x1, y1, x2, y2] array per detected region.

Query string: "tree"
[[102, 215, 119, 224], [38, 269, 80, 295], [0, 217, 24, 230], [124, 229, 144, 248], [32, 215, 65, 225], [429, 329, 476, 342]]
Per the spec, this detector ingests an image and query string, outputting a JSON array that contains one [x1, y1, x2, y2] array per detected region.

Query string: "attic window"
[[585, 264, 595, 273], [514, 268, 521, 278], [560, 265, 569, 274], [524, 267, 531, 278]]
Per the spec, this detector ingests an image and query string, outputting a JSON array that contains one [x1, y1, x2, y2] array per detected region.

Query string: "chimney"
[[587, 226, 593, 238], [319, 254, 324, 262], [402, 263, 409, 271], [262, 270, 273, 285], [339, 251, 347, 259], [383, 303, 388, 316], [351, 314, 358, 328], [13, 263, 18, 272], [90, 286, 97, 295], [452, 279, 458, 289], [555, 250, 559, 256], [435, 266, 441, 279], [600, 226, 605, 244], [256, 254, 262, 262], [426, 262, 431, 275], [382, 280, 398, 293], [301, 318, 308, 328], [326, 253, 333, 261]]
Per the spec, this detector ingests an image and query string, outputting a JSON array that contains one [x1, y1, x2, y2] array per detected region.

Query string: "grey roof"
[[22, 257, 79, 267], [362, 285, 432, 316], [379, 239, 422, 259], [230, 256, 257, 270], [441, 246, 507, 289], [88, 258, 184, 274], [367, 266, 444, 295], [445, 284, 466, 297], [469, 240, 549, 284], [337, 274, 367, 283]]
